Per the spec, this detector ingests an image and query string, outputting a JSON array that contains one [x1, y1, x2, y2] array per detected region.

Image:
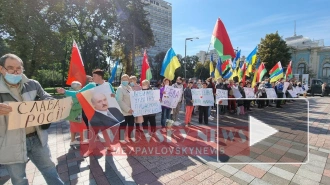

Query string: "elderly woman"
[[67, 81, 87, 145], [116, 74, 134, 141], [141, 80, 157, 135]]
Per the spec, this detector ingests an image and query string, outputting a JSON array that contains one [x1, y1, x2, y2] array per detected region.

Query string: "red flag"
[[285, 61, 293, 79], [66, 41, 86, 86], [140, 50, 152, 85]]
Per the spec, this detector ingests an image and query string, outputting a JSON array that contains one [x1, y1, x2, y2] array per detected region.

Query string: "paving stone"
[[261, 172, 290, 185], [192, 165, 209, 173], [321, 175, 330, 184], [213, 177, 233, 185], [166, 177, 185, 185], [268, 166, 294, 181], [181, 178, 200, 185], [180, 170, 197, 181], [241, 165, 266, 178], [274, 164, 299, 174], [207, 172, 224, 183], [250, 178, 272, 185], [194, 169, 215, 181], [219, 165, 239, 175], [132, 170, 157, 184], [296, 168, 322, 182], [291, 174, 319, 185]]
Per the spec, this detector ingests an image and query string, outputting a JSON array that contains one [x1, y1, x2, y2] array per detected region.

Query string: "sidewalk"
[[0, 97, 329, 185]]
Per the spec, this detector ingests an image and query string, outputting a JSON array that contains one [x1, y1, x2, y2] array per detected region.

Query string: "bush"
[[32, 70, 62, 88]]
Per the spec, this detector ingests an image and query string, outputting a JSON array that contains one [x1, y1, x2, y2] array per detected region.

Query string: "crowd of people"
[[0, 53, 310, 185]]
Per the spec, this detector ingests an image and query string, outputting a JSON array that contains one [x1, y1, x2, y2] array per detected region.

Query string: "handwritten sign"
[[130, 90, 161, 116], [232, 87, 242, 98], [243, 87, 255, 98], [283, 82, 290, 93], [192, 88, 214, 106], [287, 90, 296, 98], [216, 89, 228, 105], [265, 88, 277, 99], [161, 86, 182, 108], [7, 97, 73, 130]]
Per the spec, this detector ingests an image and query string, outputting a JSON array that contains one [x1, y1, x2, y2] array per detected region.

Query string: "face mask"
[[142, 86, 148, 89], [4, 72, 22, 84], [177, 82, 181, 85], [122, 81, 129, 86], [129, 82, 135, 87]]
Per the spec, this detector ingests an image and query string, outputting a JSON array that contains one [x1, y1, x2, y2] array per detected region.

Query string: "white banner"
[[243, 87, 255, 98], [8, 97, 73, 130], [288, 90, 296, 98], [130, 90, 161, 116], [216, 89, 228, 105], [283, 82, 290, 93], [192, 88, 214, 106], [292, 87, 299, 97], [232, 86, 242, 98], [265, 88, 277, 99], [160, 86, 182, 108]]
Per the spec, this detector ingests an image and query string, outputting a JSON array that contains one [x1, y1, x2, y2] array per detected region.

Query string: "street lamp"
[[185, 37, 199, 79]]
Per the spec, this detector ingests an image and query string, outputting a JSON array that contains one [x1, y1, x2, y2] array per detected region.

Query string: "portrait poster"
[[76, 82, 125, 128]]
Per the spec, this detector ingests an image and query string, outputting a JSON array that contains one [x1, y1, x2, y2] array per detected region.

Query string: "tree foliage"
[[0, 0, 154, 80], [150, 51, 166, 82], [257, 32, 291, 71], [174, 55, 198, 81]]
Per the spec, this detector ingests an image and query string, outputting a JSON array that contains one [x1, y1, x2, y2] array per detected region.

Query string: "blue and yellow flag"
[[160, 48, 181, 80], [215, 57, 221, 79], [210, 54, 215, 77], [246, 46, 257, 74], [232, 50, 240, 69]]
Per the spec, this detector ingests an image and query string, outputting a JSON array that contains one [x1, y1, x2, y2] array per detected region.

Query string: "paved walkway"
[[0, 97, 330, 185]]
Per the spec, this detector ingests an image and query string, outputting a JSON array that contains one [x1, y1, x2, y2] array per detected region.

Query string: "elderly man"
[[0, 54, 63, 185]]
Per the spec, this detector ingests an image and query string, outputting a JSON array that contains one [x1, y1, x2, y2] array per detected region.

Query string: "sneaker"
[[208, 116, 214, 120], [119, 139, 126, 143], [70, 140, 80, 145], [130, 138, 136, 142]]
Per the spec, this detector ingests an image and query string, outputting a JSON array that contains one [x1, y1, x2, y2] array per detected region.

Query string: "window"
[[323, 63, 330, 77], [298, 63, 305, 75]]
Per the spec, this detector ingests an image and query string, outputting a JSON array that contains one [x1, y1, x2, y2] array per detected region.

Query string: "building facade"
[[196, 49, 220, 64], [286, 35, 330, 83], [135, 0, 172, 73]]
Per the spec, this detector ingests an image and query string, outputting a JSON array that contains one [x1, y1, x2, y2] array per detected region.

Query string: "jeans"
[[5, 135, 63, 185], [161, 107, 171, 127]]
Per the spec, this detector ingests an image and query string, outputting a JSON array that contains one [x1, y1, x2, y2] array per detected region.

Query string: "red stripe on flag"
[[66, 41, 86, 86]]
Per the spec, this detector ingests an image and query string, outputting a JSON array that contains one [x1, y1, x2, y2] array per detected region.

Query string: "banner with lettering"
[[7, 97, 73, 130], [265, 88, 277, 99], [287, 90, 296, 98], [192, 88, 214, 106], [130, 90, 161, 116], [160, 85, 182, 108], [216, 89, 228, 105], [283, 82, 290, 93], [232, 87, 242, 98], [302, 74, 309, 85], [243, 87, 255, 98]]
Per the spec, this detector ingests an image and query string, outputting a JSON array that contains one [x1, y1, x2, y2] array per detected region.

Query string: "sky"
[[166, 0, 330, 57]]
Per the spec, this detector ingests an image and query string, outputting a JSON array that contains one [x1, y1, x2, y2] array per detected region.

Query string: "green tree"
[[174, 55, 198, 80], [194, 61, 209, 80], [258, 32, 291, 71], [150, 51, 166, 82]]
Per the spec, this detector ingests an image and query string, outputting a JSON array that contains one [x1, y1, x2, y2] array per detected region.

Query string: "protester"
[[129, 76, 144, 132], [160, 78, 171, 132], [227, 79, 236, 113], [275, 78, 285, 108], [322, 82, 327, 97], [141, 80, 157, 135], [257, 82, 266, 108], [244, 82, 252, 111], [199, 82, 209, 125], [264, 78, 273, 107], [172, 76, 184, 124], [184, 81, 194, 126], [206, 77, 215, 120], [0, 54, 64, 185], [67, 81, 87, 145], [116, 74, 135, 141], [237, 82, 245, 114]]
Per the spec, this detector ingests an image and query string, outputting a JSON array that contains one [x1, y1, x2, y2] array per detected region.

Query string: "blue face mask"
[[122, 81, 129, 86], [129, 82, 135, 87], [4, 72, 22, 84]]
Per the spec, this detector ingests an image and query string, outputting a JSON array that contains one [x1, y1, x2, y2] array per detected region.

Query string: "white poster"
[[243, 87, 255, 98], [292, 87, 299, 97], [232, 86, 242, 98], [130, 90, 161, 116], [293, 74, 300, 82], [192, 88, 214, 106], [161, 85, 183, 108], [216, 89, 228, 105], [265, 88, 277, 99], [288, 90, 296, 98], [283, 82, 290, 93], [302, 74, 309, 85]]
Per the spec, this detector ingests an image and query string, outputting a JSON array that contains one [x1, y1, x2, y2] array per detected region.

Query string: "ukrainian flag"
[[246, 46, 258, 74], [210, 54, 215, 77], [214, 57, 222, 79], [160, 48, 181, 80]]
